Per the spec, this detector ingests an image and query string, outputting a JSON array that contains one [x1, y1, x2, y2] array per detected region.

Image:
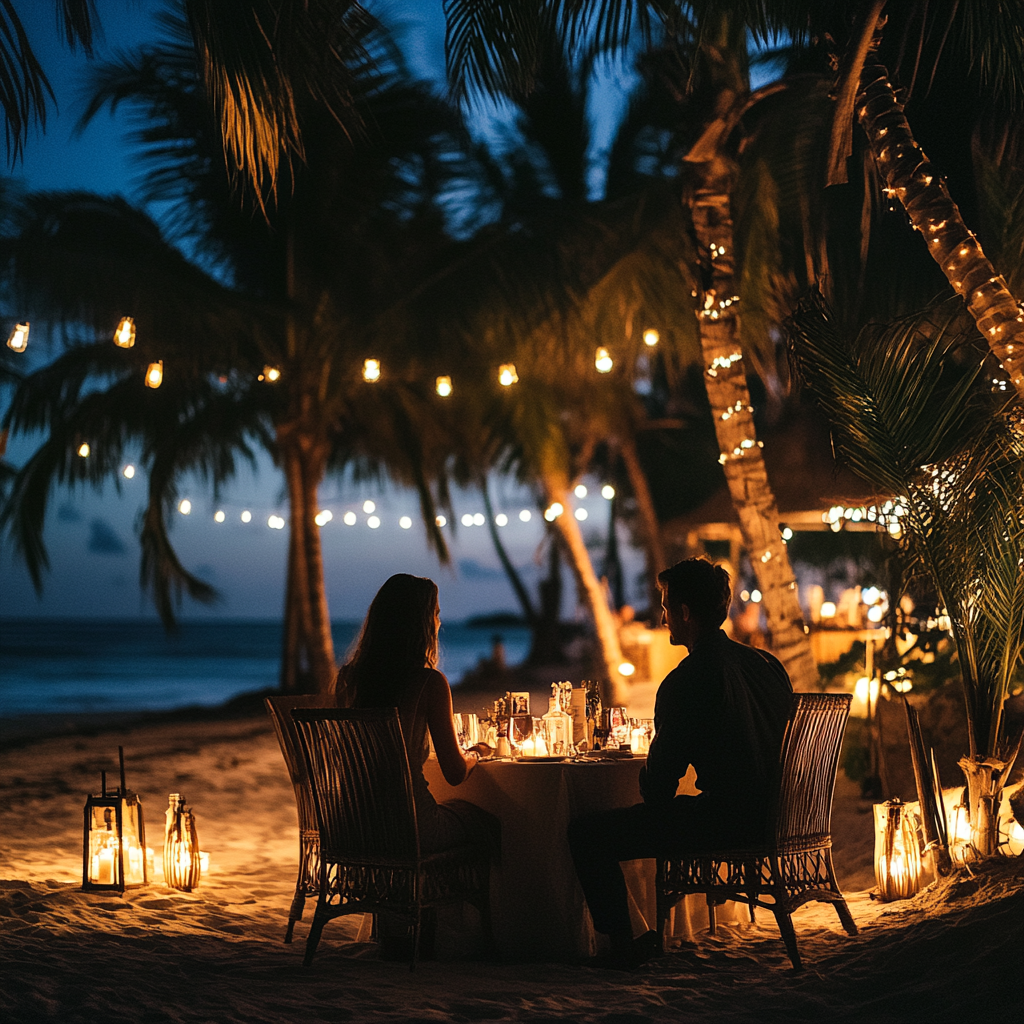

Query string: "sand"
[[1, 705, 1022, 1024]]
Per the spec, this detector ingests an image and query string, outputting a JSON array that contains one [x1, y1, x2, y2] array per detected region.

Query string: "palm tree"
[[788, 292, 1024, 859], [1, 13, 470, 695], [445, 1, 822, 689]]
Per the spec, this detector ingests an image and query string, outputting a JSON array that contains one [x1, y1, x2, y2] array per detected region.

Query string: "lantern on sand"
[[874, 798, 922, 901], [82, 747, 147, 892], [163, 793, 202, 891]]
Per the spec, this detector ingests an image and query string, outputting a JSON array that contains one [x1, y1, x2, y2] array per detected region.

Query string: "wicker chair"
[[291, 707, 491, 968], [265, 694, 331, 942], [656, 692, 857, 970]]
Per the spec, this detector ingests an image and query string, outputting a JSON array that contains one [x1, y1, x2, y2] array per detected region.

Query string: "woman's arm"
[[423, 670, 483, 785]]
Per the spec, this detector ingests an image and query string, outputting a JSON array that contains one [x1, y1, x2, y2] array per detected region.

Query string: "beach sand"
[[1, 704, 1022, 1024]]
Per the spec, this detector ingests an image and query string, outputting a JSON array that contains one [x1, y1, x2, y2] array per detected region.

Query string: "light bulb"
[[363, 358, 381, 382], [145, 361, 163, 389], [498, 363, 518, 386], [6, 322, 29, 352], [113, 316, 136, 348], [595, 347, 613, 373], [435, 375, 452, 397], [643, 328, 659, 347]]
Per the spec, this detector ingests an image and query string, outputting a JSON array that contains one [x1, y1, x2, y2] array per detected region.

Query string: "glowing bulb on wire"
[[7, 323, 29, 352], [113, 317, 136, 348]]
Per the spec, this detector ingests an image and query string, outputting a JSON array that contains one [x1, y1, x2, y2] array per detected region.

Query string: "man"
[[568, 558, 793, 969]]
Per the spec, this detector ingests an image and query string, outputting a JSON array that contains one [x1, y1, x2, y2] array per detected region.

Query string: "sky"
[[0, 0, 643, 622]]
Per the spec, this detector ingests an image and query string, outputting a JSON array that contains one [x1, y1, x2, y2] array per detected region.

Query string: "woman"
[[332, 573, 493, 854]]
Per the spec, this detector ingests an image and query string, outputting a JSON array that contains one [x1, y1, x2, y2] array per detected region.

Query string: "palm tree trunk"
[[543, 477, 629, 705], [279, 428, 337, 695], [619, 434, 666, 617], [689, 155, 819, 691], [856, 63, 1024, 400]]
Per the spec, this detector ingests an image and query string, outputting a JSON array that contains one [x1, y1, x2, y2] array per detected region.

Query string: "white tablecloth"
[[423, 757, 740, 961]]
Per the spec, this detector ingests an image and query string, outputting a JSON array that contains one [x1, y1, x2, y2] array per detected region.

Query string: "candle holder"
[[82, 747, 148, 892], [873, 799, 922, 901], [163, 793, 202, 891]]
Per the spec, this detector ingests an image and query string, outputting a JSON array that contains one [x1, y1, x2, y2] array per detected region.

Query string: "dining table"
[[423, 754, 743, 962]]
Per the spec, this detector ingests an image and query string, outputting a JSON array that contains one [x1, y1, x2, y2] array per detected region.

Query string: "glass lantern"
[[82, 748, 147, 892], [163, 793, 202, 891], [874, 798, 922, 901]]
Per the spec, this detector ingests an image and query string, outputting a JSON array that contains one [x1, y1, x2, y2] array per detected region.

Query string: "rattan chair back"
[[772, 693, 853, 849], [291, 707, 421, 865]]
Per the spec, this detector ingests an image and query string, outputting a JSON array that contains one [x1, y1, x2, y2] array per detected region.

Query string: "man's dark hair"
[[657, 558, 731, 629]]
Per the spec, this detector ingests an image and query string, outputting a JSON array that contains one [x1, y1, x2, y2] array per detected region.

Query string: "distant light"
[[498, 363, 518, 386], [643, 328, 659, 347], [113, 316, 136, 348], [618, 662, 636, 676], [343, 511, 357, 526], [6, 322, 29, 352], [399, 516, 413, 530], [363, 500, 376, 513], [862, 587, 880, 605], [462, 513, 474, 527], [435, 515, 446, 527], [122, 464, 135, 479], [601, 485, 615, 500], [574, 484, 588, 498], [241, 510, 252, 523], [867, 605, 885, 623], [750, 589, 762, 603], [268, 515, 285, 530], [820, 601, 836, 619], [544, 503, 563, 522], [473, 512, 485, 526], [595, 347, 613, 373], [214, 510, 225, 523], [77, 443, 90, 458], [363, 358, 381, 382], [367, 515, 381, 529], [314, 509, 333, 527], [519, 509, 532, 522], [262, 365, 281, 382], [435, 375, 452, 397], [495, 513, 508, 527], [740, 590, 750, 602], [781, 527, 793, 541], [575, 508, 588, 521], [145, 360, 163, 388], [179, 499, 192, 515]]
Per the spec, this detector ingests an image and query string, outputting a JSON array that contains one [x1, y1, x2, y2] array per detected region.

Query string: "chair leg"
[[706, 896, 717, 935], [303, 908, 328, 967], [285, 890, 304, 943], [833, 897, 858, 936], [772, 908, 802, 971], [747, 901, 756, 924]]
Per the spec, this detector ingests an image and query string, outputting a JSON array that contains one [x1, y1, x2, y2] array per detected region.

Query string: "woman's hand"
[[467, 742, 493, 758]]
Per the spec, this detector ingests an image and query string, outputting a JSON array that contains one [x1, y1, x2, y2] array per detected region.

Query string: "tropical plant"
[[788, 291, 1024, 859], [444, 0, 823, 688], [1, 11, 470, 695]]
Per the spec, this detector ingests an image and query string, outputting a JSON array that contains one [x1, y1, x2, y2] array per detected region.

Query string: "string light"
[[574, 484, 588, 498], [575, 508, 588, 521], [519, 509, 532, 522], [495, 513, 508, 526], [706, 352, 742, 378], [435, 515, 446, 527], [367, 515, 381, 529], [363, 500, 376, 513], [344, 511, 357, 525], [498, 363, 518, 386], [241, 511, 252, 523], [259, 365, 281, 382], [362, 358, 381, 382], [643, 328, 659, 347], [461, 513, 474, 526], [618, 662, 636, 676], [473, 513, 485, 526], [179, 499, 192, 515], [544, 502, 564, 521], [595, 347, 613, 373], [214, 510, 225, 523], [601, 485, 615, 500], [122, 465, 135, 479], [435, 375, 452, 397], [145, 361, 163, 389], [77, 443, 90, 458], [268, 515, 285, 529], [314, 510, 333, 526], [6, 323, 29, 352], [113, 317, 136, 349], [399, 516, 412, 529]]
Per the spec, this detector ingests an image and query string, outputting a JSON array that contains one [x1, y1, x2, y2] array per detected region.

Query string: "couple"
[[340, 560, 792, 968]]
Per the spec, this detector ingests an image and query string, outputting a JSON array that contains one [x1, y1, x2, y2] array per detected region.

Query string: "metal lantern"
[[874, 798, 922, 901], [163, 793, 202, 891], [82, 747, 148, 892]]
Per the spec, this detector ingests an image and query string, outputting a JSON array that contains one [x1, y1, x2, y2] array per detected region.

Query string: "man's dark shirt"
[[639, 629, 793, 842]]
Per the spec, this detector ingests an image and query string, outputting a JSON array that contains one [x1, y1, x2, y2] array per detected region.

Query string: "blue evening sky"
[[0, 0, 642, 622]]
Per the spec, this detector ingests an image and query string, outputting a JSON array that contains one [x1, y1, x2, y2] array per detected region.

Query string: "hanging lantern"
[[643, 328, 659, 347], [145, 361, 163, 389], [873, 799, 922, 901], [362, 358, 381, 382], [113, 316, 136, 348], [82, 747, 148, 892], [435, 375, 452, 397], [7, 322, 29, 352], [498, 363, 518, 386], [163, 793, 202, 891], [594, 347, 613, 373]]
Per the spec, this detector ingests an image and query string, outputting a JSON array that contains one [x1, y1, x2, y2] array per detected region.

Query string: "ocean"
[[0, 619, 532, 717]]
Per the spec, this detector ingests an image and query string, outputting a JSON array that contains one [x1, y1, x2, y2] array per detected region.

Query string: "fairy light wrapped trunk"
[[163, 793, 201, 891], [82, 747, 148, 892]]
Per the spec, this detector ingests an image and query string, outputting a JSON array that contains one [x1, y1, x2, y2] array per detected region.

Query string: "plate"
[[515, 755, 568, 763]]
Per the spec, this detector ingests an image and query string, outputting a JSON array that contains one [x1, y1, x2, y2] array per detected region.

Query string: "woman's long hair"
[[336, 574, 439, 706]]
